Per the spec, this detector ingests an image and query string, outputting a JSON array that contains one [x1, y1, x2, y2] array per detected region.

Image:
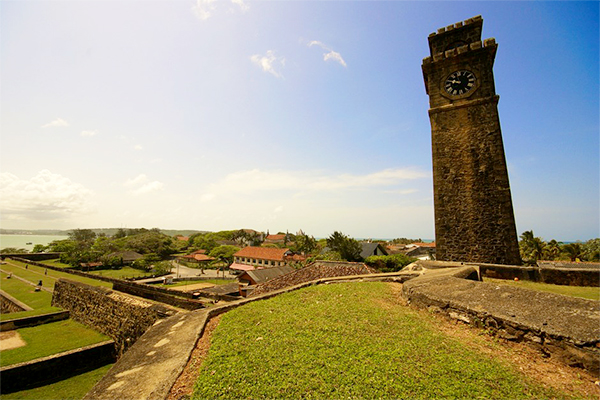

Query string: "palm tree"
[[561, 243, 582, 262]]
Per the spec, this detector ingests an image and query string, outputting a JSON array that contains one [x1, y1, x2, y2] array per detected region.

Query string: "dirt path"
[[0, 330, 26, 351]]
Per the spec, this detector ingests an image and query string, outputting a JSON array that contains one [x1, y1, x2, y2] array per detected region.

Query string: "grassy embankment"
[[157, 278, 233, 288], [0, 271, 60, 320], [0, 319, 110, 366], [1, 260, 112, 289], [484, 277, 600, 300], [193, 282, 564, 399], [2, 363, 113, 400]]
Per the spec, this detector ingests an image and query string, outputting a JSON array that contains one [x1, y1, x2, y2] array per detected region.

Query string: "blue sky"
[[1, 1, 598, 241]]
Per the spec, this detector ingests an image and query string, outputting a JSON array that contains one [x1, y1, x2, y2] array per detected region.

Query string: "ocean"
[[0, 234, 69, 251]]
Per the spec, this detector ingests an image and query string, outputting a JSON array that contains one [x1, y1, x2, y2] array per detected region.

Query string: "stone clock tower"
[[422, 15, 521, 265]]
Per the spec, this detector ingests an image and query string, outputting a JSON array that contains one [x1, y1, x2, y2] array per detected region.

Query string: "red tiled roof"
[[176, 236, 190, 241], [266, 234, 286, 241], [410, 242, 436, 248], [234, 246, 290, 261], [193, 254, 215, 261], [230, 263, 256, 271], [190, 249, 207, 255]]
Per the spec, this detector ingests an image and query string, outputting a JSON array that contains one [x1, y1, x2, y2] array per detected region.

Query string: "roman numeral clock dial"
[[444, 70, 476, 96]]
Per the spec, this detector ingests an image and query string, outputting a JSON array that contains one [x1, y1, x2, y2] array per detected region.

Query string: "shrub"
[[364, 253, 416, 272]]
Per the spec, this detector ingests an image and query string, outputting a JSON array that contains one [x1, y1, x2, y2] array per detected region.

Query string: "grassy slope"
[[484, 277, 600, 300], [193, 282, 560, 399], [0, 272, 60, 320], [4, 363, 113, 400], [2, 260, 112, 288], [88, 266, 155, 279], [1, 319, 110, 367]]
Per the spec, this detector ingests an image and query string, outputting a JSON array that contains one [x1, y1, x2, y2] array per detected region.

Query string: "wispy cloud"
[[124, 174, 164, 196], [193, 0, 248, 20], [250, 50, 286, 78], [200, 167, 428, 201], [134, 144, 143, 151], [192, 0, 216, 20], [42, 118, 69, 128], [0, 170, 94, 220], [308, 41, 347, 67], [80, 130, 97, 137]]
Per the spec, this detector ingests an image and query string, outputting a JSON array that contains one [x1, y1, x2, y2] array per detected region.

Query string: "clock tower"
[[422, 16, 521, 265]]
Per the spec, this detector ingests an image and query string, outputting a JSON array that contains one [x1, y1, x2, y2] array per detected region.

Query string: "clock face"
[[444, 70, 476, 96]]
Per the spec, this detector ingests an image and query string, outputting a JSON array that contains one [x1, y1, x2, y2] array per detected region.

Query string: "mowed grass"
[[157, 278, 234, 288], [89, 266, 156, 280], [0, 319, 110, 367], [0, 272, 60, 321], [193, 282, 559, 399], [4, 363, 113, 400], [484, 277, 600, 300], [2, 260, 112, 289]]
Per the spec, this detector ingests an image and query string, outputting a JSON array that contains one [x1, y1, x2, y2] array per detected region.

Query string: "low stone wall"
[[0, 340, 115, 394], [112, 281, 208, 310], [52, 279, 177, 356], [0, 310, 69, 331], [477, 262, 599, 287], [250, 261, 376, 297], [0, 291, 29, 314], [1, 253, 62, 261], [402, 266, 600, 374]]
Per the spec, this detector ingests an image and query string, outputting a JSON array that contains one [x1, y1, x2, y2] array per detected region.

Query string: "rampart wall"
[[52, 279, 177, 355]]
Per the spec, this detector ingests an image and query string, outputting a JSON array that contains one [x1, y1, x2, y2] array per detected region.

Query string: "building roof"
[[241, 265, 295, 285], [230, 263, 256, 271], [407, 242, 436, 248], [189, 249, 207, 255], [360, 243, 389, 259], [265, 234, 286, 241], [107, 251, 143, 262], [234, 246, 291, 261]]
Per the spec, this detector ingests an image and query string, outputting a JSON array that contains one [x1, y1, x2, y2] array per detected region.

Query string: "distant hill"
[[0, 228, 208, 237]]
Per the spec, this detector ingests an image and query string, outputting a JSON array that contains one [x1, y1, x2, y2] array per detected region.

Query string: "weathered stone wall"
[[1, 253, 62, 261], [0, 292, 26, 314], [52, 279, 177, 355], [403, 268, 600, 374], [0, 340, 115, 394], [0, 310, 69, 331], [250, 261, 376, 297], [480, 263, 599, 287], [112, 281, 207, 310]]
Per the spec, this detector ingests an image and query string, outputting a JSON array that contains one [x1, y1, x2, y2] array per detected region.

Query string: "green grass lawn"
[[157, 278, 234, 288], [4, 363, 113, 400], [193, 282, 564, 399], [484, 277, 600, 300], [40, 259, 73, 269], [0, 272, 60, 321], [0, 319, 110, 367], [89, 266, 156, 280], [2, 260, 112, 289]]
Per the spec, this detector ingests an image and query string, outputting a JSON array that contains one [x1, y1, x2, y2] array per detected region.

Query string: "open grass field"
[[2, 259, 112, 289], [40, 259, 74, 269], [89, 266, 156, 280], [191, 282, 571, 399], [484, 277, 600, 300], [4, 363, 113, 400], [157, 278, 233, 288], [0, 319, 110, 367], [0, 272, 60, 321]]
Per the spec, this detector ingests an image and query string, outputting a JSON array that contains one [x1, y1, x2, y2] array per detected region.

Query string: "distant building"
[[106, 251, 143, 265], [360, 243, 389, 259], [404, 243, 436, 260], [231, 246, 305, 271], [237, 265, 295, 297]]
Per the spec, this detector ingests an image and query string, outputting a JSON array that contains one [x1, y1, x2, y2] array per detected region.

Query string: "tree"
[[326, 231, 362, 262], [581, 238, 600, 261], [68, 229, 96, 250], [32, 244, 47, 253], [209, 245, 241, 264], [519, 230, 547, 265], [292, 234, 317, 255], [0, 247, 29, 254], [561, 243, 583, 262], [364, 254, 416, 272]]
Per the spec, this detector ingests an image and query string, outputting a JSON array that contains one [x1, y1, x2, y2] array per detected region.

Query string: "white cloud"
[[42, 118, 69, 128], [308, 41, 347, 67], [193, 0, 247, 20], [124, 174, 164, 196], [80, 130, 97, 137], [134, 144, 143, 151], [202, 167, 427, 199], [250, 50, 285, 78], [192, 0, 216, 20], [231, 0, 249, 13], [0, 170, 94, 221]]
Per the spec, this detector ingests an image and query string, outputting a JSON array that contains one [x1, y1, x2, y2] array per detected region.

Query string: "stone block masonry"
[[52, 279, 178, 356]]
